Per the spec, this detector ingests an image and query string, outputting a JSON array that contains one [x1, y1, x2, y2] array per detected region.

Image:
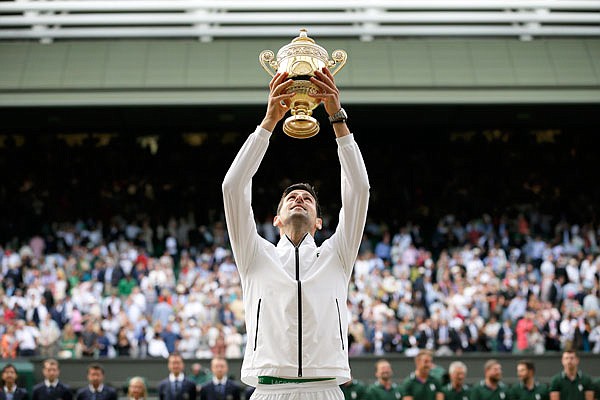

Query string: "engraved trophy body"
[[259, 29, 347, 139]]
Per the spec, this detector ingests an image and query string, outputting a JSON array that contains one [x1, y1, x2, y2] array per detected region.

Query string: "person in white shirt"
[[222, 68, 370, 400]]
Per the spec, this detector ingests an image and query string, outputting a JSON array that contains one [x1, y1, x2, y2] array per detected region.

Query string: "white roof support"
[[1, 0, 599, 41]]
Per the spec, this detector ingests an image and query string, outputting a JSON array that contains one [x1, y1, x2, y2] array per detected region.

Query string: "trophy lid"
[[277, 28, 328, 61], [291, 28, 315, 44]]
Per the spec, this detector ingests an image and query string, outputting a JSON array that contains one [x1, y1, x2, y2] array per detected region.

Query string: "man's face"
[[517, 364, 531, 383], [416, 355, 433, 376], [486, 363, 502, 383], [87, 368, 104, 387], [1, 367, 17, 385], [192, 364, 201, 375], [450, 368, 465, 387], [168, 356, 184, 375], [275, 190, 321, 230], [43, 363, 60, 382], [211, 359, 228, 380], [376, 362, 393, 382], [561, 352, 578, 372]]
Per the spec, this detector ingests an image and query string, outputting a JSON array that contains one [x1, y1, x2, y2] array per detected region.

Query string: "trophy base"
[[283, 115, 319, 139]]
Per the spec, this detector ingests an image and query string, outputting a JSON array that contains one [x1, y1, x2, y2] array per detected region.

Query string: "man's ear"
[[273, 215, 282, 227], [315, 217, 323, 230]]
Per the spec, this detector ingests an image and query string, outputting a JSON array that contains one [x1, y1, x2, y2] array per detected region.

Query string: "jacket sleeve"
[[331, 134, 370, 276], [222, 126, 272, 275]]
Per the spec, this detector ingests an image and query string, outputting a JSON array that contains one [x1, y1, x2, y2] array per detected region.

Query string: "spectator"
[[0, 325, 18, 359], [160, 322, 181, 355], [148, 332, 170, 359], [58, 323, 79, 359], [79, 321, 99, 357], [15, 319, 39, 356], [497, 320, 514, 353]]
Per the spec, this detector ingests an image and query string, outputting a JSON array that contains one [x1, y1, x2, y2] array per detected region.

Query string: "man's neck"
[[485, 379, 498, 390], [415, 371, 429, 382], [380, 380, 392, 390], [284, 230, 309, 247], [452, 382, 463, 391], [522, 378, 534, 390], [564, 369, 578, 380]]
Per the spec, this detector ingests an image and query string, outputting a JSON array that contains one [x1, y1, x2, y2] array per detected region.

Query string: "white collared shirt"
[[212, 377, 227, 386], [169, 373, 185, 383], [89, 384, 104, 393], [44, 379, 58, 388], [3, 386, 16, 394]]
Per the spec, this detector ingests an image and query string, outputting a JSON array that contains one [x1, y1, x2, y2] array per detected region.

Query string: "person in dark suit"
[[0, 364, 28, 400], [75, 363, 118, 400], [200, 357, 241, 400], [157, 353, 197, 400], [32, 358, 73, 400]]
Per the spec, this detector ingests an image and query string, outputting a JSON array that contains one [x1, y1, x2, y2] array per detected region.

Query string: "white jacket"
[[222, 126, 370, 387]]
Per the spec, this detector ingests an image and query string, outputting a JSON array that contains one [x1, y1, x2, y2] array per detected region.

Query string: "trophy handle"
[[259, 50, 278, 77], [327, 49, 347, 76]]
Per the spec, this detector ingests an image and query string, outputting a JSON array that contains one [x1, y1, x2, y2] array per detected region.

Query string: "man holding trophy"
[[222, 30, 370, 400]]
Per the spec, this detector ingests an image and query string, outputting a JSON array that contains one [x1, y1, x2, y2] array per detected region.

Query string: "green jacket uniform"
[[549, 371, 594, 400], [470, 381, 509, 400], [341, 380, 368, 400], [365, 382, 403, 400], [402, 372, 443, 400], [508, 382, 549, 400], [442, 383, 471, 400]]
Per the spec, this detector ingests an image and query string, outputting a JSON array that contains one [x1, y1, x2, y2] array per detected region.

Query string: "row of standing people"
[[341, 350, 598, 400], [0, 354, 244, 400], [1, 350, 598, 400]]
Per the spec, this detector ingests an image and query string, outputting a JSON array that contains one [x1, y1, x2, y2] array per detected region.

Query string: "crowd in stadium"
[[1, 206, 599, 360]]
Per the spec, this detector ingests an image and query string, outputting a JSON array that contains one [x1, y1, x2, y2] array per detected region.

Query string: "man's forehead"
[[285, 189, 314, 198]]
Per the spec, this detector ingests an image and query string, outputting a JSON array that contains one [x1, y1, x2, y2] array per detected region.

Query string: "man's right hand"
[[260, 72, 295, 132]]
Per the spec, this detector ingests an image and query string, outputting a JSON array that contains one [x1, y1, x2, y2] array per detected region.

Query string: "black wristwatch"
[[328, 108, 348, 124]]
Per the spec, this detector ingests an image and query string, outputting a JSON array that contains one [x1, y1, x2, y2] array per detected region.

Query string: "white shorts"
[[251, 380, 343, 400]]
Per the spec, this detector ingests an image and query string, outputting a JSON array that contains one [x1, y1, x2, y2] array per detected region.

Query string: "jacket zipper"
[[336, 298, 345, 350], [295, 244, 302, 377], [253, 298, 261, 351], [287, 233, 307, 378]]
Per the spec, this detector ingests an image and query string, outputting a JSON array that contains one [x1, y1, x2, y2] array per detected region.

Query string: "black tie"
[[48, 386, 54, 397], [217, 383, 225, 399]]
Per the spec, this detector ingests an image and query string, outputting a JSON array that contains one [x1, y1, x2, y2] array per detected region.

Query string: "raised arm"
[[222, 72, 294, 273]]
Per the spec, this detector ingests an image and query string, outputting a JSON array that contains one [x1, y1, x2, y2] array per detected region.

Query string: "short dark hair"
[[1, 364, 17, 375], [277, 183, 321, 217], [87, 363, 104, 374], [517, 360, 535, 372]]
